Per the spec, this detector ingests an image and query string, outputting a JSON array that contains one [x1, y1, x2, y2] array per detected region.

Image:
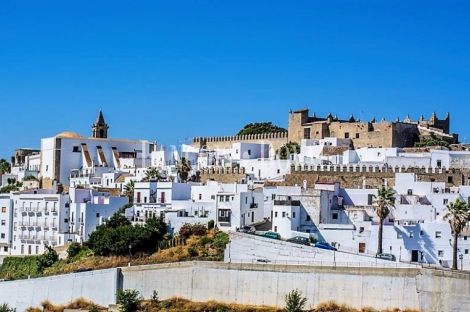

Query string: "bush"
[[67, 242, 82, 259], [178, 223, 207, 238], [208, 219, 215, 230], [37, 245, 58, 272], [199, 236, 211, 246], [284, 289, 307, 312], [178, 223, 193, 238], [213, 232, 229, 249], [116, 289, 142, 312], [0, 303, 15, 312]]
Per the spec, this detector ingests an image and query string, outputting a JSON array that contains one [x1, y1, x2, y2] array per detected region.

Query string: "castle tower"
[[92, 110, 109, 139]]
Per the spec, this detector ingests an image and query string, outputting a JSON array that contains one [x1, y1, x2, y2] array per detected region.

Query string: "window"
[[274, 226, 278, 232], [211, 195, 215, 200], [235, 149, 239, 154], [277, 169, 280, 174], [438, 250, 444, 257], [64, 218, 68, 223], [28, 245, 31, 255], [443, 199, 448, 205], [407, 189, 413, 195], [21, 245, 24, 254], [275, 212, 278, 218], [435, 231, 442, 238], [359, 227, 364, 233], [448, 176, 453, 183], [3, 247, 7, 252], [437, 160, 442, 168], [465, 249, 469, 255], [465, 236, 468, 241], [306, 215, 311, 221], [282, 212, 286, 218], [292, 212, 296, 218], [245, 197, 248, 204], [46, 165, 48, 171], [367, 194, 373, 205], [225, 195, 230, 202], [344, 132, 350, 139], [409, 231, 413, 238], [332, 213, 338, 220], [247, 149, 251, 156], [420, 230, 424, 236], [72, 146, 80, 152], [1, 220, 5, 226], [1, 207, 5, 213], [0, 233, 4, 239], [397, 233, 402, 239], [304, 128, 311, 139], [219, 196, 225, 202], [251, 167, 254, 172], [35, 246, 39, 254], [355, 133, 360, 139], [96, 213, 100, 218], [272, 194, 276, 200], [199, 194, 202, 200], [306, 229, 311, 233], [377, 152, 381, 157]]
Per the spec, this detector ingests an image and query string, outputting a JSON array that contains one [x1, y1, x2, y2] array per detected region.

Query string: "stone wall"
[[193, 132, 288, 151], [199, 167, 247, 184]]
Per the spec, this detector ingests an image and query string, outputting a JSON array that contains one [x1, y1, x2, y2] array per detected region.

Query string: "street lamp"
[[128, 244, 132, 267]]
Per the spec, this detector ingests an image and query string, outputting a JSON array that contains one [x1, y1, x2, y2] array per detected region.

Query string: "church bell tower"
[[92, 110, 109, 139]]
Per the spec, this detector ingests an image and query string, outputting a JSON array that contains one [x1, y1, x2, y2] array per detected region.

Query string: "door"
[[411, 250, 419, 262], [251, 212, 254, 223], [359, 243, 366, 253], [161, 192, 166, 203]]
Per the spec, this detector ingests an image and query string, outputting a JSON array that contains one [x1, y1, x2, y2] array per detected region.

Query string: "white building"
[[40, 110, 157, 189]]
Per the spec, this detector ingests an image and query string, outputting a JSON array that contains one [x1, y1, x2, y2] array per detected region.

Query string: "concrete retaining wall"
[[0, 268, 119, 312]]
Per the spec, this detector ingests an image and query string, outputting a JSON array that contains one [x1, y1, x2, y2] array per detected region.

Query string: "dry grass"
[[26, 298, 106, 312], [311, 301, 421, 312]]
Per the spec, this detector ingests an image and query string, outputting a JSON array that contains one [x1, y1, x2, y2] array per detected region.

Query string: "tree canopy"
[[277, 141, 301, 160], [0, 159, 11, 175], [414, 135, 449, 148], [85, 205, 167, 256], [236, 122, 287, 136], [373, 186, 395, 255]]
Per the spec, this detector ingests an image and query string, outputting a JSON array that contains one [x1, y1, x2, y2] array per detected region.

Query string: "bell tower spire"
[[92, 110, 109, 138]]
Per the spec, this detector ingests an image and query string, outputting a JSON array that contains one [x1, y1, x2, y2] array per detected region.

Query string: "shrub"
[[213, 231, 229, 249], [188, 247, 198, 257], [178, 223, 193, 238], [67, 242, 82, 259], [191, 223, 207, 236], [37, 245, 58, 272], [0, 303, 15, 312], [199, 236, 211, 246], [150, 290, 159, 304], [116, 289, 142, 312], [208, 219, 215, 230], [284, 289, 307, 312], [88, 306, 100, 312]]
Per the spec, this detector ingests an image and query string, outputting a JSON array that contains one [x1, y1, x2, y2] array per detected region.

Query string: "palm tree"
[[373, 186, 395, 255], [123, 180, 135, 203], [142, 167, 161, 182], [444, 198, 470, 270], [176, 157, 192, 183], [0, 158, 11, 175]]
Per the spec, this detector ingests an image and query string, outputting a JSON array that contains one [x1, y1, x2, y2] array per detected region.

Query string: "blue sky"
[[1, 1, 470, 160]]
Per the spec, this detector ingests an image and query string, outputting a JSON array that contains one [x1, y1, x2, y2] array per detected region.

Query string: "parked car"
[[287, 236, 311, 246], [239, 226, 256, 234], [376, 253, 396, 261], [314, 242, 337, 251], [257, 231, 281, 240]]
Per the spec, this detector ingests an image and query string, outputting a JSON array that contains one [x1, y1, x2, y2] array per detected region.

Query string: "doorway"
[[412, 250, 419, 262], [359, 243, 366, 253]]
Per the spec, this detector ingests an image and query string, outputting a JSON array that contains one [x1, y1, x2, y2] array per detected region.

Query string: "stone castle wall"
[[192, 132, 288, 151]]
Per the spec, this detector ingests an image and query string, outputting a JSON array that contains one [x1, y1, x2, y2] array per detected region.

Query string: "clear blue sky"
[[1, 1, 470, 160]]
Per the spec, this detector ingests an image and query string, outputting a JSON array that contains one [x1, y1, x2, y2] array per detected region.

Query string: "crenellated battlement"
[[193, 132, 288, 144], [290, 164, 458, 175], [200, 167, 246, 175]]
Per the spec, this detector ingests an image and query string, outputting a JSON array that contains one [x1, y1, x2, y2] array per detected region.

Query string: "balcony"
[[250, 203, 258, 209], [274, 200, 301, 206]]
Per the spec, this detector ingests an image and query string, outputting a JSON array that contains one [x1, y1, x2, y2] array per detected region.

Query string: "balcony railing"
[[274, 200, 301, 206]]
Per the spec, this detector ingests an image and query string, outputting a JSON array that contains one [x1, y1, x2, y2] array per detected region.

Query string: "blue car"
[[314, 242, 337, 251]]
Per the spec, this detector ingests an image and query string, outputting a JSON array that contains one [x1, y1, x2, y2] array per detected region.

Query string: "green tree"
[[236, 122, 287, 136], [142, 167, 161, 182], [123, 180, 135, 203], [284, 289, 307, 312], [67, 242, 82, 259], [444, 198, 470, 270], [0, 159, 11, 175], [37, 244, 59, 272], [116, 289, 142, 312], [373, 186, 395, 255], [277, 141, 301, 160], [176, 157, 192, 183], [414, 134, 450, 148]]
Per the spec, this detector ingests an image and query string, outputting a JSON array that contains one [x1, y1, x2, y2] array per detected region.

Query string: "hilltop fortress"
[[193, 108, 458, 150]]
